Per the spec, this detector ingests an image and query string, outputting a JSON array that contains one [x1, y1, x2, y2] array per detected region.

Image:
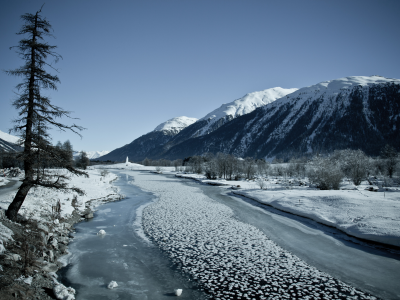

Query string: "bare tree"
[[5, 7, 87, 221], [308, 155, 343, 190]]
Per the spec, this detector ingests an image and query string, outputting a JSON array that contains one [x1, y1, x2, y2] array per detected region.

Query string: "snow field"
[[134, 172, 377, 299]]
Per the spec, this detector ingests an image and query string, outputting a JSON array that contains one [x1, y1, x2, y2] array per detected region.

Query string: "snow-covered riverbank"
[[176, 173, 400, 248], [0, 168, 123, 300], [0, 168, 120, 220], [132, 171, 378, 299]]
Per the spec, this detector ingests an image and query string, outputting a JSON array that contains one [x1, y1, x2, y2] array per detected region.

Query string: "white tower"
[[126, 156, 129, 166]]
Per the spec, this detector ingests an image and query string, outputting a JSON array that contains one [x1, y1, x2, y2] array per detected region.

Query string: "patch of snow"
[[53, 283, 76, 300], [97, 229, 106, 235]]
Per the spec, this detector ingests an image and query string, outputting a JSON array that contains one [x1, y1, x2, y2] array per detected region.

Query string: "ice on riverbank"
[[134, 172, 377, 299]]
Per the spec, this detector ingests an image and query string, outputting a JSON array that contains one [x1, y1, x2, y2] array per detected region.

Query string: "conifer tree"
[[5, 7, 88, 221]]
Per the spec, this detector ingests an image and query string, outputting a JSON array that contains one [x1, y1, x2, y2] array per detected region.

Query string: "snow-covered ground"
[[0, 168, 119, 222], [131, 171, 377, 299], [0, 177, 10, 187], [176, 173, 400, 247]]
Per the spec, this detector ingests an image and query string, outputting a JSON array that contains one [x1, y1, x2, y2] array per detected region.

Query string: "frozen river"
[[58, 171, 206, 299], [60, 170, 400, 299]]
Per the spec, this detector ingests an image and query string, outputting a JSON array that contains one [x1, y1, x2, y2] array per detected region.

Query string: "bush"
[[100, 169, 109, 177], [308, 156, 343, 190]]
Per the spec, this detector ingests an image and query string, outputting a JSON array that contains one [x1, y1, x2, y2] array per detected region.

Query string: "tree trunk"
[[5, 182, 32, 221], [5, 13, 38, 221]]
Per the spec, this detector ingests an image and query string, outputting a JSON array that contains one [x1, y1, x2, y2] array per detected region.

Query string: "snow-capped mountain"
[[161, 76, 400, 159], [98, 116, 197, 162], [153, 116, 198, 135], [74, 150, 110, 160], [157, 87, 298, 152], [195, 87, 298, 137], [0, 130, 22, 152]]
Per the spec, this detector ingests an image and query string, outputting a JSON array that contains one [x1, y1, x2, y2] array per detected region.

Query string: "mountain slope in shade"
[[157, 87, 298, 154], [161, 76, 400, 160], [195, 87, 298, 137], [98, 116, 197, 162]]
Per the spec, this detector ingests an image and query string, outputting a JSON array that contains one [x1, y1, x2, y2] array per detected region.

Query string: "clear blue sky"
[[1, 0, 399, 152]]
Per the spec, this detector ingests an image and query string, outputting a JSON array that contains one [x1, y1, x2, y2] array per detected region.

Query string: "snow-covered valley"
[[1, 163, 400, 299]]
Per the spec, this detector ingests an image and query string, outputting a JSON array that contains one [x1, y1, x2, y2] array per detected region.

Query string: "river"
[[59, 170, 400, 299]]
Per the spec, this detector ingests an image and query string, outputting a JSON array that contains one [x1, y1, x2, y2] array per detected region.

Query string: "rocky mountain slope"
[[161, 76, 400, 160]]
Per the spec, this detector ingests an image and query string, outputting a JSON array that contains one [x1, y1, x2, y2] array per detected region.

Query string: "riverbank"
[[175, 173, 400, 248], [0, 168, 123, 300], [130, 171, 379, 299]]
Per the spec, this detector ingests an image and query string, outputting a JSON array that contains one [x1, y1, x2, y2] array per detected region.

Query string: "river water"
[[59, 171, 400, 299], [58, 172, 206, 300]]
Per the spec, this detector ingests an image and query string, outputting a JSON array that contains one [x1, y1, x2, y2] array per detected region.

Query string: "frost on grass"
[[136, 173, 377, 300]]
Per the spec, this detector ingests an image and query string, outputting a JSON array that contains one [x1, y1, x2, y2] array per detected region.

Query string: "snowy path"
[[132, 172, 382, 300]]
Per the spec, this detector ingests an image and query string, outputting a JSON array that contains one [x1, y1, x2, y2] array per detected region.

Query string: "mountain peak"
[[154, 116, 198, 133], [303, 75, 400, 94]]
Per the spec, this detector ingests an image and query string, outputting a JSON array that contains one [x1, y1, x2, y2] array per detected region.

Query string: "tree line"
[[0, 140, 90, 170], [144, 145, 399, 190]]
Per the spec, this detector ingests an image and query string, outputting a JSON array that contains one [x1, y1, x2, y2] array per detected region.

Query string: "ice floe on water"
[[134, 172, 378, 299], [107, 280, 118, 289]]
